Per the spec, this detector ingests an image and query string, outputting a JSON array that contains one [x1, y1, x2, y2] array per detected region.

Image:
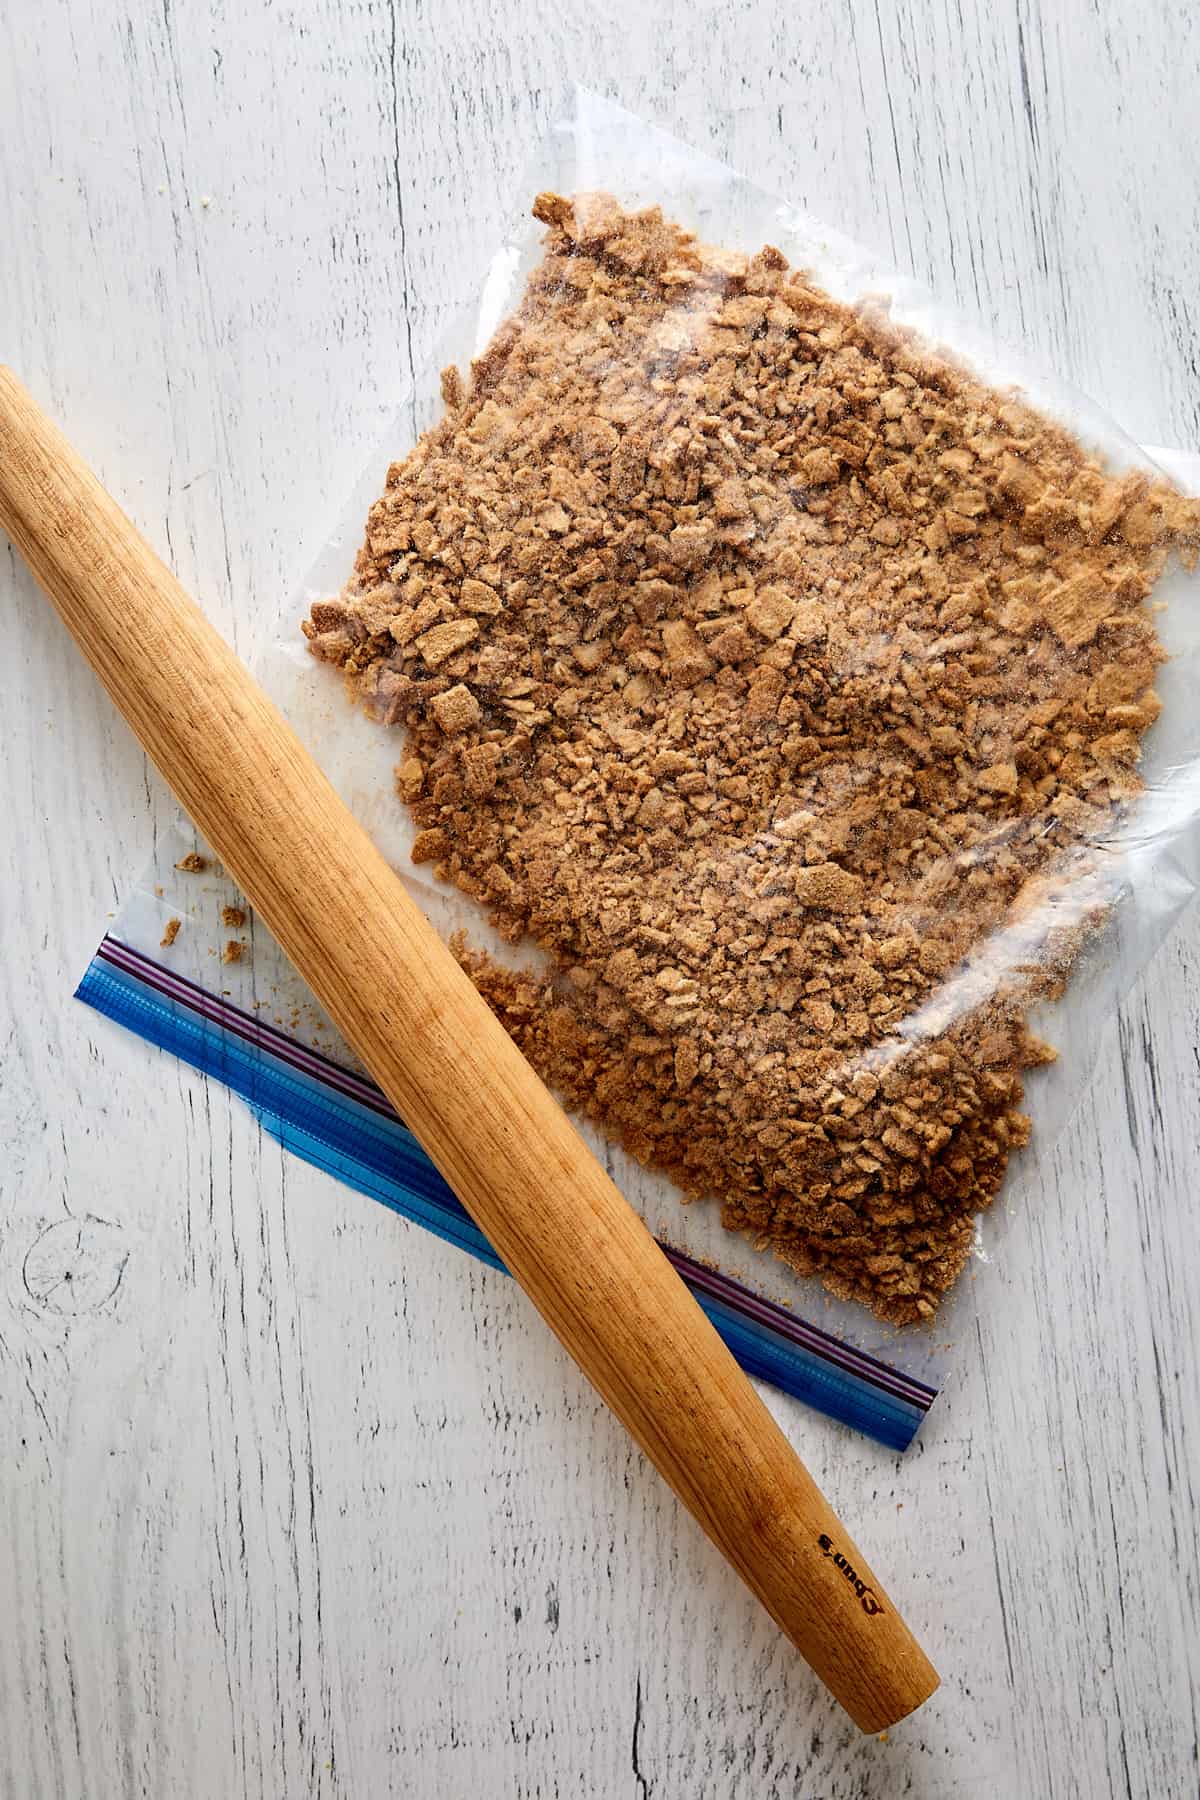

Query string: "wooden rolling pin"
[[0, 368, 938, 1732]]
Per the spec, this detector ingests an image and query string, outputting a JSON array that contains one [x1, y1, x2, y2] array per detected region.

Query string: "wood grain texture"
[[1, 0, 1198, 1793], [0, 367, 938, 1732]]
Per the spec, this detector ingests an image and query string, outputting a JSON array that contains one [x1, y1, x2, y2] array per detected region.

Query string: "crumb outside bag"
[[80, 90, 1200, 1448]]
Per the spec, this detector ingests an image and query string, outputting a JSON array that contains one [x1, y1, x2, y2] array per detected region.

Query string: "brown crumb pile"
[[221, 939, 244, 965], [160, 918, 181, 948], [175, 852, 207, 874], [221, 905, 247, 929], [304, 192, 1200, 1323]]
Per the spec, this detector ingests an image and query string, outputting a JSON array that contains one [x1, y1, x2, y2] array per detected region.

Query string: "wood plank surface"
[[2, 2, 1198, 1793]]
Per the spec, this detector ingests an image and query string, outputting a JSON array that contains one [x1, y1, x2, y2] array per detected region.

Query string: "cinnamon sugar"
[[305, 193, 1200, 1322]]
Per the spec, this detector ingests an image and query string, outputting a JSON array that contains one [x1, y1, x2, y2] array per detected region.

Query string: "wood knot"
[[22, 1217, 129, 1316]]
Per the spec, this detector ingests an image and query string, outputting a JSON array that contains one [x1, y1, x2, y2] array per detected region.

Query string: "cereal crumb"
[[221, 939, 244, 965], [978, 762, 1019, 798], [794, 863, 864, 915], [411, 827, 449, 865], [160, 918, 181, 948], [432, 684, 482, 735], [175, 852, 207, 873], [221, 905, 246, 929]]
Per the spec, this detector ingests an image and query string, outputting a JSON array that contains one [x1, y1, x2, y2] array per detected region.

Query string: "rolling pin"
[[0, 368, 939, 1733]]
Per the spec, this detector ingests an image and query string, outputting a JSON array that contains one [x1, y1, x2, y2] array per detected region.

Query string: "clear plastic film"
[[81, 90, 1200, 1448]]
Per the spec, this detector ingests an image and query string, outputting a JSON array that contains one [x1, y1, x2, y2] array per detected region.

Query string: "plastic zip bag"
[[79, 90, 1200, 1449]]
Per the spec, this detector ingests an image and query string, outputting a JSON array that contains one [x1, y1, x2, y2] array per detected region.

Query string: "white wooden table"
[[3, 5, 1199, 1794]]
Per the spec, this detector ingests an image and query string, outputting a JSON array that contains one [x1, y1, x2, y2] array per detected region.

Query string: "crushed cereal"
[[305, 193, 1200, 1322]]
